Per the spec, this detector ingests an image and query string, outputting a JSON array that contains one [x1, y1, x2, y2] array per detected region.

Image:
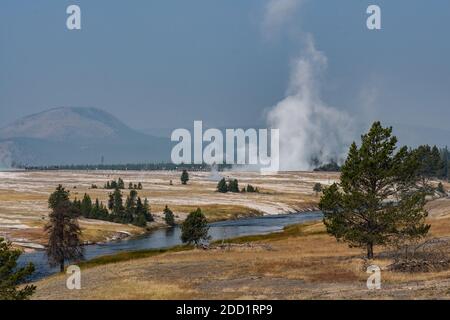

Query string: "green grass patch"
[[77, 221, 325, 270], [79, 245, 192, 269], [216, 222, 325, 244]]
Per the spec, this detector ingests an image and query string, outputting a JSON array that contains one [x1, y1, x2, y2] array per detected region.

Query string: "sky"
[[1, 0, 449, 137]]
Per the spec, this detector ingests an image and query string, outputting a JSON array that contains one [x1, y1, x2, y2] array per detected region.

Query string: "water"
[[19, 211, 323, 281]]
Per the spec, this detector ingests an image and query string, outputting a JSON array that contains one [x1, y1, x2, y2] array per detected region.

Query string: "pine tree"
[[0, 238, 36, 300], [90, 198, 100, 219], [111, 188, 124, 216], [138, 182, 143, 190], [181, 170, 189, 185], [181, 208, 210, 246], [46, 186, 84, 272], [319, 122, 430, 259], [128, 182, 133, 189], [313, 183, 322, 196], [217, 178, 228, 193], [80, 193, 93, 218], [164, 205, 175, 227], [143, 198, 153, 222], [228, 179, 240, 193], [117, 178, 125, 189]]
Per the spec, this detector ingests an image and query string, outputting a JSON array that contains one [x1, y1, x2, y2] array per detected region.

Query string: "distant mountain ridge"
[[0, 107, 141, 143], [0, 107, 171, 167]]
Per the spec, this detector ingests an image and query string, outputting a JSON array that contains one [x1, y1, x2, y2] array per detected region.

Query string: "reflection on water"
[[19, 211, 323, 281]]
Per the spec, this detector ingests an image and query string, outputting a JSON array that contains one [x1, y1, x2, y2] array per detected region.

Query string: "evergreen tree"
[[90, 198, 100, 219], [99, 202, 109, 220], [164, 205, 175, 227], [117, 178, 125, 189], [228, 179, 240, 193], [80, 193, 93, 218], [313, 183, 323, 196], [319, 122, 430, 259], [110, 188, 124, 217], [0, 238, 36, 300], [181, 170, 189, 185], [143, 198, 153, 222], [128, 182, 133, 189], [181, 208, 210, 246], [110, 180, 118, 189], [440, 146, 449, 181], [125, 190, 138, 212], [107, 193, 114, 211], [46, 186, 84, 272], [138, 182, 143, 190], [133, 214, 147, 227], [413, 145, 443, 189], [217, 178, 228, 193]]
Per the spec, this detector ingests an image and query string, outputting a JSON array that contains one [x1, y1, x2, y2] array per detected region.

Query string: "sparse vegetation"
[[104, 178, 143, 190], [216, 178, 242, 193]]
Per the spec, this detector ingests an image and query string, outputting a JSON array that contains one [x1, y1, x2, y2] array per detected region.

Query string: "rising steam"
[[266, 37, 354, 170]]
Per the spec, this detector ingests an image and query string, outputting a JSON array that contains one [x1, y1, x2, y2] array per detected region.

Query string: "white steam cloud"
[[266, 37, 354, 170], [262, 0, 303, 37], [263, 0, 354, 170]]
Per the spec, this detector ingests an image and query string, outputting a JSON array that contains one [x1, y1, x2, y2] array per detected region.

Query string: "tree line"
[[103, 178, 143, 190], [73, 188, 153, 227], [19, 163, 232, 171], [217, 178, 259, 193]]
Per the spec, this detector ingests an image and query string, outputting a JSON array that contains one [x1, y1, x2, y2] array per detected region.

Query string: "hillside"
[[0, 107, 171, 167]]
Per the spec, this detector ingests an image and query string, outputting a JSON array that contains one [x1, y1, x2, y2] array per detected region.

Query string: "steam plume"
[[266, 37, 354, 170]]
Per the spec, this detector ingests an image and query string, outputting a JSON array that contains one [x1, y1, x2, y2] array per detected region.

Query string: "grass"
[[78, 222, 323, 270], [79, 245, 192, 269], [218, 221, 326, 244], [32, 216, 450, 300], [152, 204, 263, 222]]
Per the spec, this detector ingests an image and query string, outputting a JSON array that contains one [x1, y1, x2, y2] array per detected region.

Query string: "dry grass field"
[[32, 212, 450, 300], [2, 170, 449, 299], [0, 170, 337, 248]]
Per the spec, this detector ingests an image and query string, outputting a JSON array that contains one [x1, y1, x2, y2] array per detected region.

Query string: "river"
[[19, 211, 323, 281]]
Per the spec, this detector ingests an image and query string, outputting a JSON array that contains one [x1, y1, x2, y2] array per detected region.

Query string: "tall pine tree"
[[319, 122, 430, 259]]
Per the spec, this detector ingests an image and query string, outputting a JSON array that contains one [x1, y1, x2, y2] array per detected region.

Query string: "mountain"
[[0, 107, 171, 167]]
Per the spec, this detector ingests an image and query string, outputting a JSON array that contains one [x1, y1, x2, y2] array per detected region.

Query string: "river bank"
[[1, 170, 334, 249], [31, 213, 450, 300], [20, 211, 323, 281]]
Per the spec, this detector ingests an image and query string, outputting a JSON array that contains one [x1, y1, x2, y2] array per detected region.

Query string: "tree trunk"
[[60, 260, 65, 273], [367, 243, 374, 259]]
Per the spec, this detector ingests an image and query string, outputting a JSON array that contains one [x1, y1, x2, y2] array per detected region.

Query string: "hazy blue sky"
[[1, 0, 449, 133]]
